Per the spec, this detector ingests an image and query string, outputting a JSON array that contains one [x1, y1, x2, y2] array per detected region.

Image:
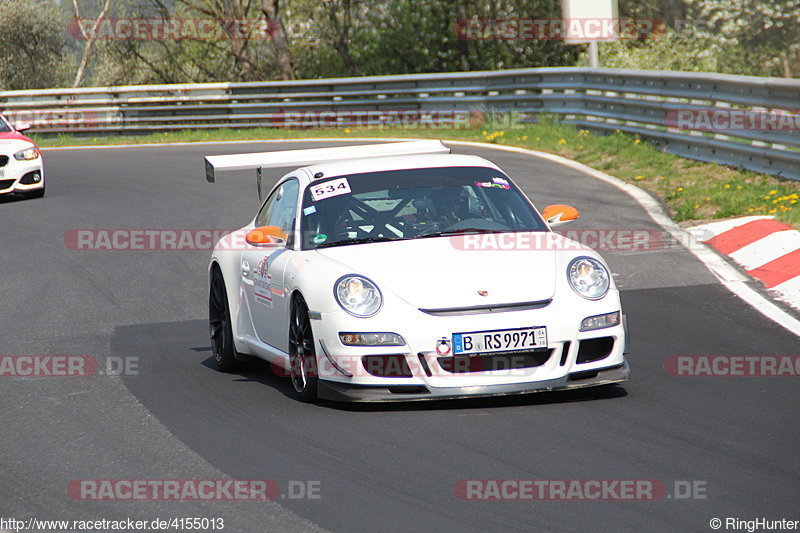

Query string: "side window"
[[256, 179, 299, 235]]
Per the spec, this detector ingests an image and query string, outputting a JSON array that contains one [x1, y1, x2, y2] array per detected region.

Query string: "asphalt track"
[[1, 141, 798, 533]]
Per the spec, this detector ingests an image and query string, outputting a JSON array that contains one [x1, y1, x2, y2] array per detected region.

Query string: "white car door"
[[241, 178, 299, 353]]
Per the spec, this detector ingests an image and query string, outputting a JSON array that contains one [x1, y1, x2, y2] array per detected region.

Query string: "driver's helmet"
[[431, 186, 469, 223]]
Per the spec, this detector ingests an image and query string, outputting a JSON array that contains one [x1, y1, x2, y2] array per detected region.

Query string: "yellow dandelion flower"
[[723, 184, 730, 189], [768, 208, 777, 214], [769, 190, 777, 195], [747, 208, 754, 213], [521, 135, 528, 140], [634, 175, 645, 181], [736, 185, 742, 190], [557, 138, 567, 145], [344, 128, 351, 134], [677, 187, 684, 192], [633, 139, 641, 144], [481, 131, 487, 135]]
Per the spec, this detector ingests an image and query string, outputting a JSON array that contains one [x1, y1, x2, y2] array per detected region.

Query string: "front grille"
[[437, 348, 553, 373], [419, 299, 552, 317], [361, 354, 413, 378], [576, 337, 614, 364], [0, 178, 15, 190], [0, 156, 8, 167]]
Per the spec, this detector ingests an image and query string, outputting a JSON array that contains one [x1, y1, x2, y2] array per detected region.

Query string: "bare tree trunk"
[[330, 0, 360, 76], [780, 51, 792, 78], [72, 0, 113, 88], [222, 0, 257, 81], [261, 0, 296, 80]]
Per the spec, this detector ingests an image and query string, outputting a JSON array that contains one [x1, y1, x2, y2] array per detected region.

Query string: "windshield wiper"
[[315, 236, 400, 249], [415, 228, 499, 239]]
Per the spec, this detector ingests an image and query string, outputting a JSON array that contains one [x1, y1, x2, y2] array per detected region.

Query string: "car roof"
[[290, 153, 504, 186]]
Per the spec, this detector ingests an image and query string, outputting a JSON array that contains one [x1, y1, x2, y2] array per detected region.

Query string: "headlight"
[[567, 256, 610, 300], [580, 311, 620, 331], [334, 275, 382, 317], [14, 147, 40, 161], [339, 332, 404, 346]]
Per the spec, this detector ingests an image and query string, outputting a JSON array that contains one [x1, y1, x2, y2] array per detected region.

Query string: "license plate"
[[452, 326, 547, 355]]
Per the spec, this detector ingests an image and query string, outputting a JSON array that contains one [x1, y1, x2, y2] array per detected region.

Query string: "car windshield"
[[300, 166, 547, 250]]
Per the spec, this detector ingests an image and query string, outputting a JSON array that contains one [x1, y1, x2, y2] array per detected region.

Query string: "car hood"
[[315, 232, 561, 309]]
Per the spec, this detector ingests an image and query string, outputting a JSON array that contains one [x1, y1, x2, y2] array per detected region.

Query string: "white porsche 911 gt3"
[[205, 141, 629, 402], [0, 114, 44, 198]]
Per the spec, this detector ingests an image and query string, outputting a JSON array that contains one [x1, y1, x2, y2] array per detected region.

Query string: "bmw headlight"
[[14, 147, 40, 161], [567, 256, 610, 300], [335, 275, 382, 317]]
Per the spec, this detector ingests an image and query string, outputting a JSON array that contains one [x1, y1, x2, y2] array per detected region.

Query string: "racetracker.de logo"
[[68, 480, 280, 501], [665, 109, 800, 131], [65, 229, 234, 251], [0, 356, 97, 377], [453, 479, 674, 500], [664, 356, 800, 377], [0, 356, 138, 377], [449, 229, 694, 252], [454, 18, 663, 41], [66, 18, 278, 40]]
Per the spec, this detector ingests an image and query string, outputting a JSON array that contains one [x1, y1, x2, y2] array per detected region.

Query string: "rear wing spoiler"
[[204, 140, 451, 197]]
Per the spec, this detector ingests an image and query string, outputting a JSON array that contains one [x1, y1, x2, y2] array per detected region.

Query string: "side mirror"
[[14, 122, 31, 132], [246, 225, 287, 246], [542, 204, 579, 227]]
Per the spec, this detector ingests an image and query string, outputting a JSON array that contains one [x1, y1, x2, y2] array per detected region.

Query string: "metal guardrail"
[[1, 67, 798, 180]]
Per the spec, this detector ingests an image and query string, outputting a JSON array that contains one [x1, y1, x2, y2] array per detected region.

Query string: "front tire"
[[289, 295, 318, 402], [25, 179, 45, 199], [209, 267, 239, 372]]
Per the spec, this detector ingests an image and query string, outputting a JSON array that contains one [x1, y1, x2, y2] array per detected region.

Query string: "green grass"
[[32, 120, 800, 228]]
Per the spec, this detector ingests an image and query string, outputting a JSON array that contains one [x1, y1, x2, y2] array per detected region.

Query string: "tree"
[[71, 0, 114, 87], [687, 0, 800, 77], [594, 0, 800, 78], [0, 0, 72, 90]]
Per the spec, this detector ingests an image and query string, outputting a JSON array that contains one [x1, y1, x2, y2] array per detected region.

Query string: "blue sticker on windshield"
[[303, 206, 317, 216]]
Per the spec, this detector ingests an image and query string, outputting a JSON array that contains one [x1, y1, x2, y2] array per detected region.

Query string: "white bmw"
[[0, 114, 44, 198], [205, 141, 629, 402]]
